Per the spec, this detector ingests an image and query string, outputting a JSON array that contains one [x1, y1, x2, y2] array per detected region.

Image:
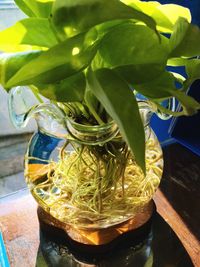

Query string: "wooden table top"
[[0, 143, 200, 266]]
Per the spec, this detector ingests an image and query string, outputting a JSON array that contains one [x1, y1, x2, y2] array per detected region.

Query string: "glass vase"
[[9, 86, 163, 246]]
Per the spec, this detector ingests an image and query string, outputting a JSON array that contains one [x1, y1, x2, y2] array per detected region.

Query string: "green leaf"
[[6, 31, 98, 88], [153, 4, 191, 32], [84, 86, 105, 125], [121, 0, 191, 33], [35, 72, 86, 102], [99, 23, 168, 69], [0, 51, 42, 89], [91, 51, 108, 71], [167, 57, 188, 67], [14, 0, 35, 17], [14, 0, 53, 18], [51, 0, 156, 39], [0, 18, 58, 52], [182, 59, 200, 91], [87, 68, 146, 174], [133, 72, 176, 99], [186, 59, 200, 80], [84, 88, 99, 115], [132, 69, 200, 116], [114, 63, 165, 85], [169, 17, 200, 57]]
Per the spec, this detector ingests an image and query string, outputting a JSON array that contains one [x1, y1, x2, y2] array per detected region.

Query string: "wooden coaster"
[[38, 200, 155, 249]]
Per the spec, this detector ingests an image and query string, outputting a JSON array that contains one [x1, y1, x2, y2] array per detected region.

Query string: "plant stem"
[[84, 98, 105, 125], [97, 160, 102, 213]]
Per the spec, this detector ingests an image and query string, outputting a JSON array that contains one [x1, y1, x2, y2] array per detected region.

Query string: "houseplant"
[[0, 0, 200, 247]]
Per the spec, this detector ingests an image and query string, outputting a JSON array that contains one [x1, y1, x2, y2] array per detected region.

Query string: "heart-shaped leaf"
[[134, 72, 176, 99], [114, 63, 165, 85], [99, 23, 169, 68]]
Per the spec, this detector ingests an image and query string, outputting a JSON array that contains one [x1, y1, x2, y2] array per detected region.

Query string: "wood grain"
[[154, 189, 200, 267], [156, 143, 200, 267]]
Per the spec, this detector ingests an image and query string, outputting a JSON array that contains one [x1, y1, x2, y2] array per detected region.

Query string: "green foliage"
[[6, 31, 98, 87], [0, 0, 200, 172], [98, 22, 168, 84], [186, 59, 200, 81], [0, 51, 42, 88], [169, 17, 200, 57], [35, 72, 86, 102], [99, 23, 168, 67], [133, 72, 176, 99], [121, 0, 191, 33]]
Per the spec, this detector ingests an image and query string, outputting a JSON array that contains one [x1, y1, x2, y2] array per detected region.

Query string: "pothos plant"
[[0, 0, 200, 174]]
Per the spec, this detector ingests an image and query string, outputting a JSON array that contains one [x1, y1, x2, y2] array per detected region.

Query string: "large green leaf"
[[0, 51, 42, 88], [133, 72, 176, 99], [6, 31, 98, 88], [35, 72, 86, 102], [92, 50, 165, 84], [51, 0, 156, 39], [14, 0, 53, 18], [87, 68, 146, 173], [0, 18, 58, 52], [114, 63, 165, 85], [121, 0, 191, 33], [132, 70, 200, 116], [169, 17, 200, 58], [99, 23, 169, 69]]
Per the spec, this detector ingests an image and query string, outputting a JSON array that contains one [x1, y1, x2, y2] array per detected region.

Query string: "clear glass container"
[[9, 86, 163, 230]]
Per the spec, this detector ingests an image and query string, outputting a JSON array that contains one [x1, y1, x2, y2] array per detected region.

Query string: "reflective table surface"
[[37, 213, 193, 267]]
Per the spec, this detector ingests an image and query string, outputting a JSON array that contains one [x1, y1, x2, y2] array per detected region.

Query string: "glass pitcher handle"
[[8, 86, 41, 128], [156, 98, 176, 120], [136, 92, 176, 121], [8, 86, 67, 137]]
